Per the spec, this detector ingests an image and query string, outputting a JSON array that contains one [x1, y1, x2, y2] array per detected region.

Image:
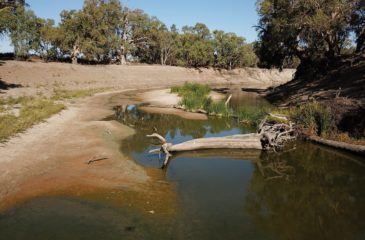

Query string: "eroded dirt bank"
[[0, 61, 295, 98]]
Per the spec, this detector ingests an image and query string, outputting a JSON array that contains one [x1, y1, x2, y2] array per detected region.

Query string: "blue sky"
[[0, 0, 259, 52]]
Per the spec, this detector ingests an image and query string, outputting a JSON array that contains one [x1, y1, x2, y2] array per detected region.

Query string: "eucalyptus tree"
[[7, 6, 44, 58], [0, 6, 12, 36], [58, 10, 83, 64], [79, 0, 122, 62], [213, 30, 257, 70], [158, 25, 178, 65], [38, 19, 59, 61], [58, 0, 122, 64], [117, 8, 154, 65], [128, 10, 163, 64], [0, 0, 28, 42], [177, 23, 214, 68], [255, 0, 356, 69]]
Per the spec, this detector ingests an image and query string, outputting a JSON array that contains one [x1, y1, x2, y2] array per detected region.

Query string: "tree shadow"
[[0, 78, 23, 93]]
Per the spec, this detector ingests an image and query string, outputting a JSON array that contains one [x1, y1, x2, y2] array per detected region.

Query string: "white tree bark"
[[120, 11, 129, 65], [147, 120, 296, 168], [71, 45, 80, 65]]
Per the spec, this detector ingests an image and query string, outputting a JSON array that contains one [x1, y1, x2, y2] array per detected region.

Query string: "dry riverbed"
[[0, 90, 178, 218]]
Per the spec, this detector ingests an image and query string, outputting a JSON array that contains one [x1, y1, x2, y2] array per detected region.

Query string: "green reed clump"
[[206, 100, 230, 116], [171, 82, 211, 98], [290, 100, 331, 136], [236, 105, 269, 127], [172, 82, 231, 116], [179, 94, 210, 111]]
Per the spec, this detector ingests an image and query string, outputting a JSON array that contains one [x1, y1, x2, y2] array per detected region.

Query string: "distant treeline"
[[0, 0, 258, 69]]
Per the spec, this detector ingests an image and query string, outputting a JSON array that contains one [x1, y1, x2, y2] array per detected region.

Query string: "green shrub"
[[290, 101, 331, 136]]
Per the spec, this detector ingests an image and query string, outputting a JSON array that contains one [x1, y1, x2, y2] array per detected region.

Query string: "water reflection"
[[118, 105, 255, 168], [246, 143, 365, 240], [118, 103, 365, 240]]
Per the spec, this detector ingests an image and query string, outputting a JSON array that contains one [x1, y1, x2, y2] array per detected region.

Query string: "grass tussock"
[[0, 97, 65, 142], [171, 82, 211, 97], [172, 82, 230, 115], [179, 94, 210, 111], [237, 106, 269, 127], [323, 132, 365, 145], [290, 101, 331, 136], [205, 100, 230, 116]]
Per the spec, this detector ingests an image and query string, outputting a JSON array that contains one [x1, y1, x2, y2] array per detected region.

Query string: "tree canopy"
[[255, 0, 365, 70], [1, 0, 257, 69]]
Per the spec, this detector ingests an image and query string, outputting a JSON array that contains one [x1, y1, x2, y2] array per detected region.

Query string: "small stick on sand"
[[86, 157, 109, 165]]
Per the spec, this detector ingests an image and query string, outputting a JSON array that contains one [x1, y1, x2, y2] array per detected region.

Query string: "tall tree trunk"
[[120, 11, 129, 65], [160, 50, 164, 65], [71, 45, 79, 65], [120, 45, 127, 65]]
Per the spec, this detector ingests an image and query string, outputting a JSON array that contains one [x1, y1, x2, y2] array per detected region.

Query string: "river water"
[[0, 91, 364, 240]]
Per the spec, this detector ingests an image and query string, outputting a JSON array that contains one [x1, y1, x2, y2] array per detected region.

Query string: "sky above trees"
[[0, 0, 259, 52]]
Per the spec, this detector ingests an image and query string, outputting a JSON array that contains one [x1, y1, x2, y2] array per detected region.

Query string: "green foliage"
[[0, 6, 13, 36], [290, 101, 331, 136], [213, 30, 257, 69], [206, 100, 230, 116], [172, 83, 230, 115], [58, 0, 122, 62], [179, 94, 209, 111], [236, 106, 268, 127], [171, 82, 211, 97], [173, 83, 211, 111], [255, 0, 360, 69], [173, 23, 215, 68], [8, 6, 43, 59], [0, 97, 65, 142], [3, 0, 258, 68]]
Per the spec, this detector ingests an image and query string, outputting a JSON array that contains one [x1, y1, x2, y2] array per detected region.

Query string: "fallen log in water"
[[147, 120, 296, 168], [308, 136, 365, 156]]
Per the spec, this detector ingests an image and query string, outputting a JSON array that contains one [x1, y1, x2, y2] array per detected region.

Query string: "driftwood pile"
[[147, 118, 296, 168]]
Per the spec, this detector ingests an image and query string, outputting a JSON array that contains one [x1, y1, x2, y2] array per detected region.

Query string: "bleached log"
[[147, 133, 167, 144], [147, 120, 296, 168], [169, 133, 262, 152]]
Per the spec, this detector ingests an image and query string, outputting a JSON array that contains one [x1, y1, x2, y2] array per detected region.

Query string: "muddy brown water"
[[0, 91, 365, 240]]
